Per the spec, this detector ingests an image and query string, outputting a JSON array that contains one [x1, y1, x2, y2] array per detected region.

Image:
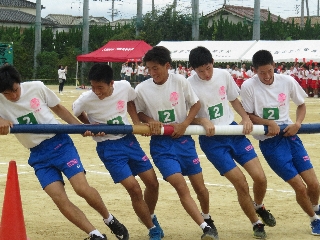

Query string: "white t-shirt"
[[134, 73, 199, 124], [312, 70, 320, 80], [73, 80, 135, 141], [125, 66, 133, 76], [188, 68, 239, 125], [240, 74, 307, 141], [137, 66, 145, 75], [58, 68, 66, 79], [0, 81, 60, 148]]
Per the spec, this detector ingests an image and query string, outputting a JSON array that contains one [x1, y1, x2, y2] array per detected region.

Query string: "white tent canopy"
[[240, 40, 320, 63], [157, 40, 320, 63], [157, 40, 257, 62]]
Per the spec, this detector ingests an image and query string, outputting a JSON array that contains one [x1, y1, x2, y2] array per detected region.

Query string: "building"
[[45, 14, 111, 33], [0, 0, 55, 28], [205, 4, 286, 27], [287, 16, 320, 27]]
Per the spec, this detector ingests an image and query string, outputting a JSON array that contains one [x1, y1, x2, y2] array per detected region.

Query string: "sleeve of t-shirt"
[[226, 71, 240, 101], [134, 84, 146, 114], [72, 94, 86, 117], [39, 82, 60, 108], [289, 77, 307, 106], [240, 83, 254, 114]]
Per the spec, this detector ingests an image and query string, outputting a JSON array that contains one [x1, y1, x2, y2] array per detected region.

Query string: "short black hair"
[[88, 63, 113, 84], [189, 46, 213, 69], [252, 50, 274, 69], [143, 46, 172, 66], [0, 65, 21, 93]]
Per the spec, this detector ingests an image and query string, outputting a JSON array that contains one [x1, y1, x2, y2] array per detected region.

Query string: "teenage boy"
[[134, 46, 219, 240], [187, 46, 276, 239], [72, 63, 163, 240], [240, 49, 320, 236], [0, 65, 128, 240]]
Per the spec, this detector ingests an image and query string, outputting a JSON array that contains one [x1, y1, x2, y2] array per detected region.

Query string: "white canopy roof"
[[157, 40, 257, 62], [156, 40, 320, 63], [240, 40, 320, 63]]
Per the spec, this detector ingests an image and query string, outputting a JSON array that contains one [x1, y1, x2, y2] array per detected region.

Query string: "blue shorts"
[[259, 134, 313, 181], [28, 134, 85, 189], [199, 134, 257, 175], [150, 135, 202, 179], [96, 134, 153, 183]]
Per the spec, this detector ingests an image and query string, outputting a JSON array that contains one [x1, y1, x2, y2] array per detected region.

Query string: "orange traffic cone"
[[0, 160, 28, 240]]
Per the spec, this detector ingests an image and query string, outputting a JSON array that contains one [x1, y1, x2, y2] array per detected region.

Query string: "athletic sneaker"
[[149, 227, 162, 240], [201, 226, 219, 240], [311, 219, 320, 235], [256, 205, 276, 227], [152, 215, 164, 238], [84, 234, 107, 240], [203, 215, 218, 235], [253, 223, 267, 239], [106, 216, 129, 240]]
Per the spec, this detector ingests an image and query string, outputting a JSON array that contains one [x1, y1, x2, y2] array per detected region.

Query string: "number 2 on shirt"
[[263, 108, 279, 120], [208, 103, 223, 120], [17, 112, 38, 124], [107, 116, 124, 125], [158, 109, 175, 123]]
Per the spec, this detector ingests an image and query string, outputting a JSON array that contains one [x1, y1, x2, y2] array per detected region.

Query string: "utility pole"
[[173, 0, 177, 12], [306, 0, 309, 16], [111, 0, 115, 21], [33, 0, 41, 79], [191, 0, 199, 40], [252, 0, 260, 40], [301, 0, 305, 27], [318, 0, 319, 16], [136, 0, 142, 36], [81, 0, 89, 84]]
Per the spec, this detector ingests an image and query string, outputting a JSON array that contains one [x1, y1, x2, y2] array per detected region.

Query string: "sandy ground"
[[1, 85, 320, 240]]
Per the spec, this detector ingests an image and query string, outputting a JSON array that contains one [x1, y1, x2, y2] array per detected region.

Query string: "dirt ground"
[[1, 85, 320, 240]]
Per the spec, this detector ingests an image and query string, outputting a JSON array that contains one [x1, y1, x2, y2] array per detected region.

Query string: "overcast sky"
[[29, 0, 319, 21]]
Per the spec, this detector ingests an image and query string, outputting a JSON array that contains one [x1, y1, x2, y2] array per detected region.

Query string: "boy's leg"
[[188, 172, 209, 215], [120, 175, 154, 229], [69, 172, 110, 218], [300, 168, 320, 209], [138, 168, 159, 215], [166, 173, 205, 225], [287, 174, 316, 217], [70, 172, 129, 239], [44, 180, 96, 234], [242, 157, 267, 206], [224, 166, 260, 223]]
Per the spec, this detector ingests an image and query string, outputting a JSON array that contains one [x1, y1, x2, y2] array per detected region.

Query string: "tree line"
[[0, 5, 319, 84]]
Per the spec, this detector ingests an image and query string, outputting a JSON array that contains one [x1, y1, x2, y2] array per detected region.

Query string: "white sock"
[[254, 202, 264, 210], [202, 213, 210, 219], [103, 214, 113, 225], [200, 222, 208, 230], [89, 230, 104, 238], [313, 205, 320, 212], [310, 214, 320, 222], [151, 214, 155, 219], [252, 220, 263, 226]]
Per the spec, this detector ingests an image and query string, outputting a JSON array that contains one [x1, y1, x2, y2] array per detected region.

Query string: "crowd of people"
[[0, 45, 319, 240], [122, 60, 320, 99]]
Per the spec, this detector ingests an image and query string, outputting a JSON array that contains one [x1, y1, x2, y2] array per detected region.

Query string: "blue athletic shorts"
[[150, 135, 202, 179], [199, 133, 257, 175], [28, 134, 85, 189], [259, 134, 313, 181], [96, 134, 153, 183]]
